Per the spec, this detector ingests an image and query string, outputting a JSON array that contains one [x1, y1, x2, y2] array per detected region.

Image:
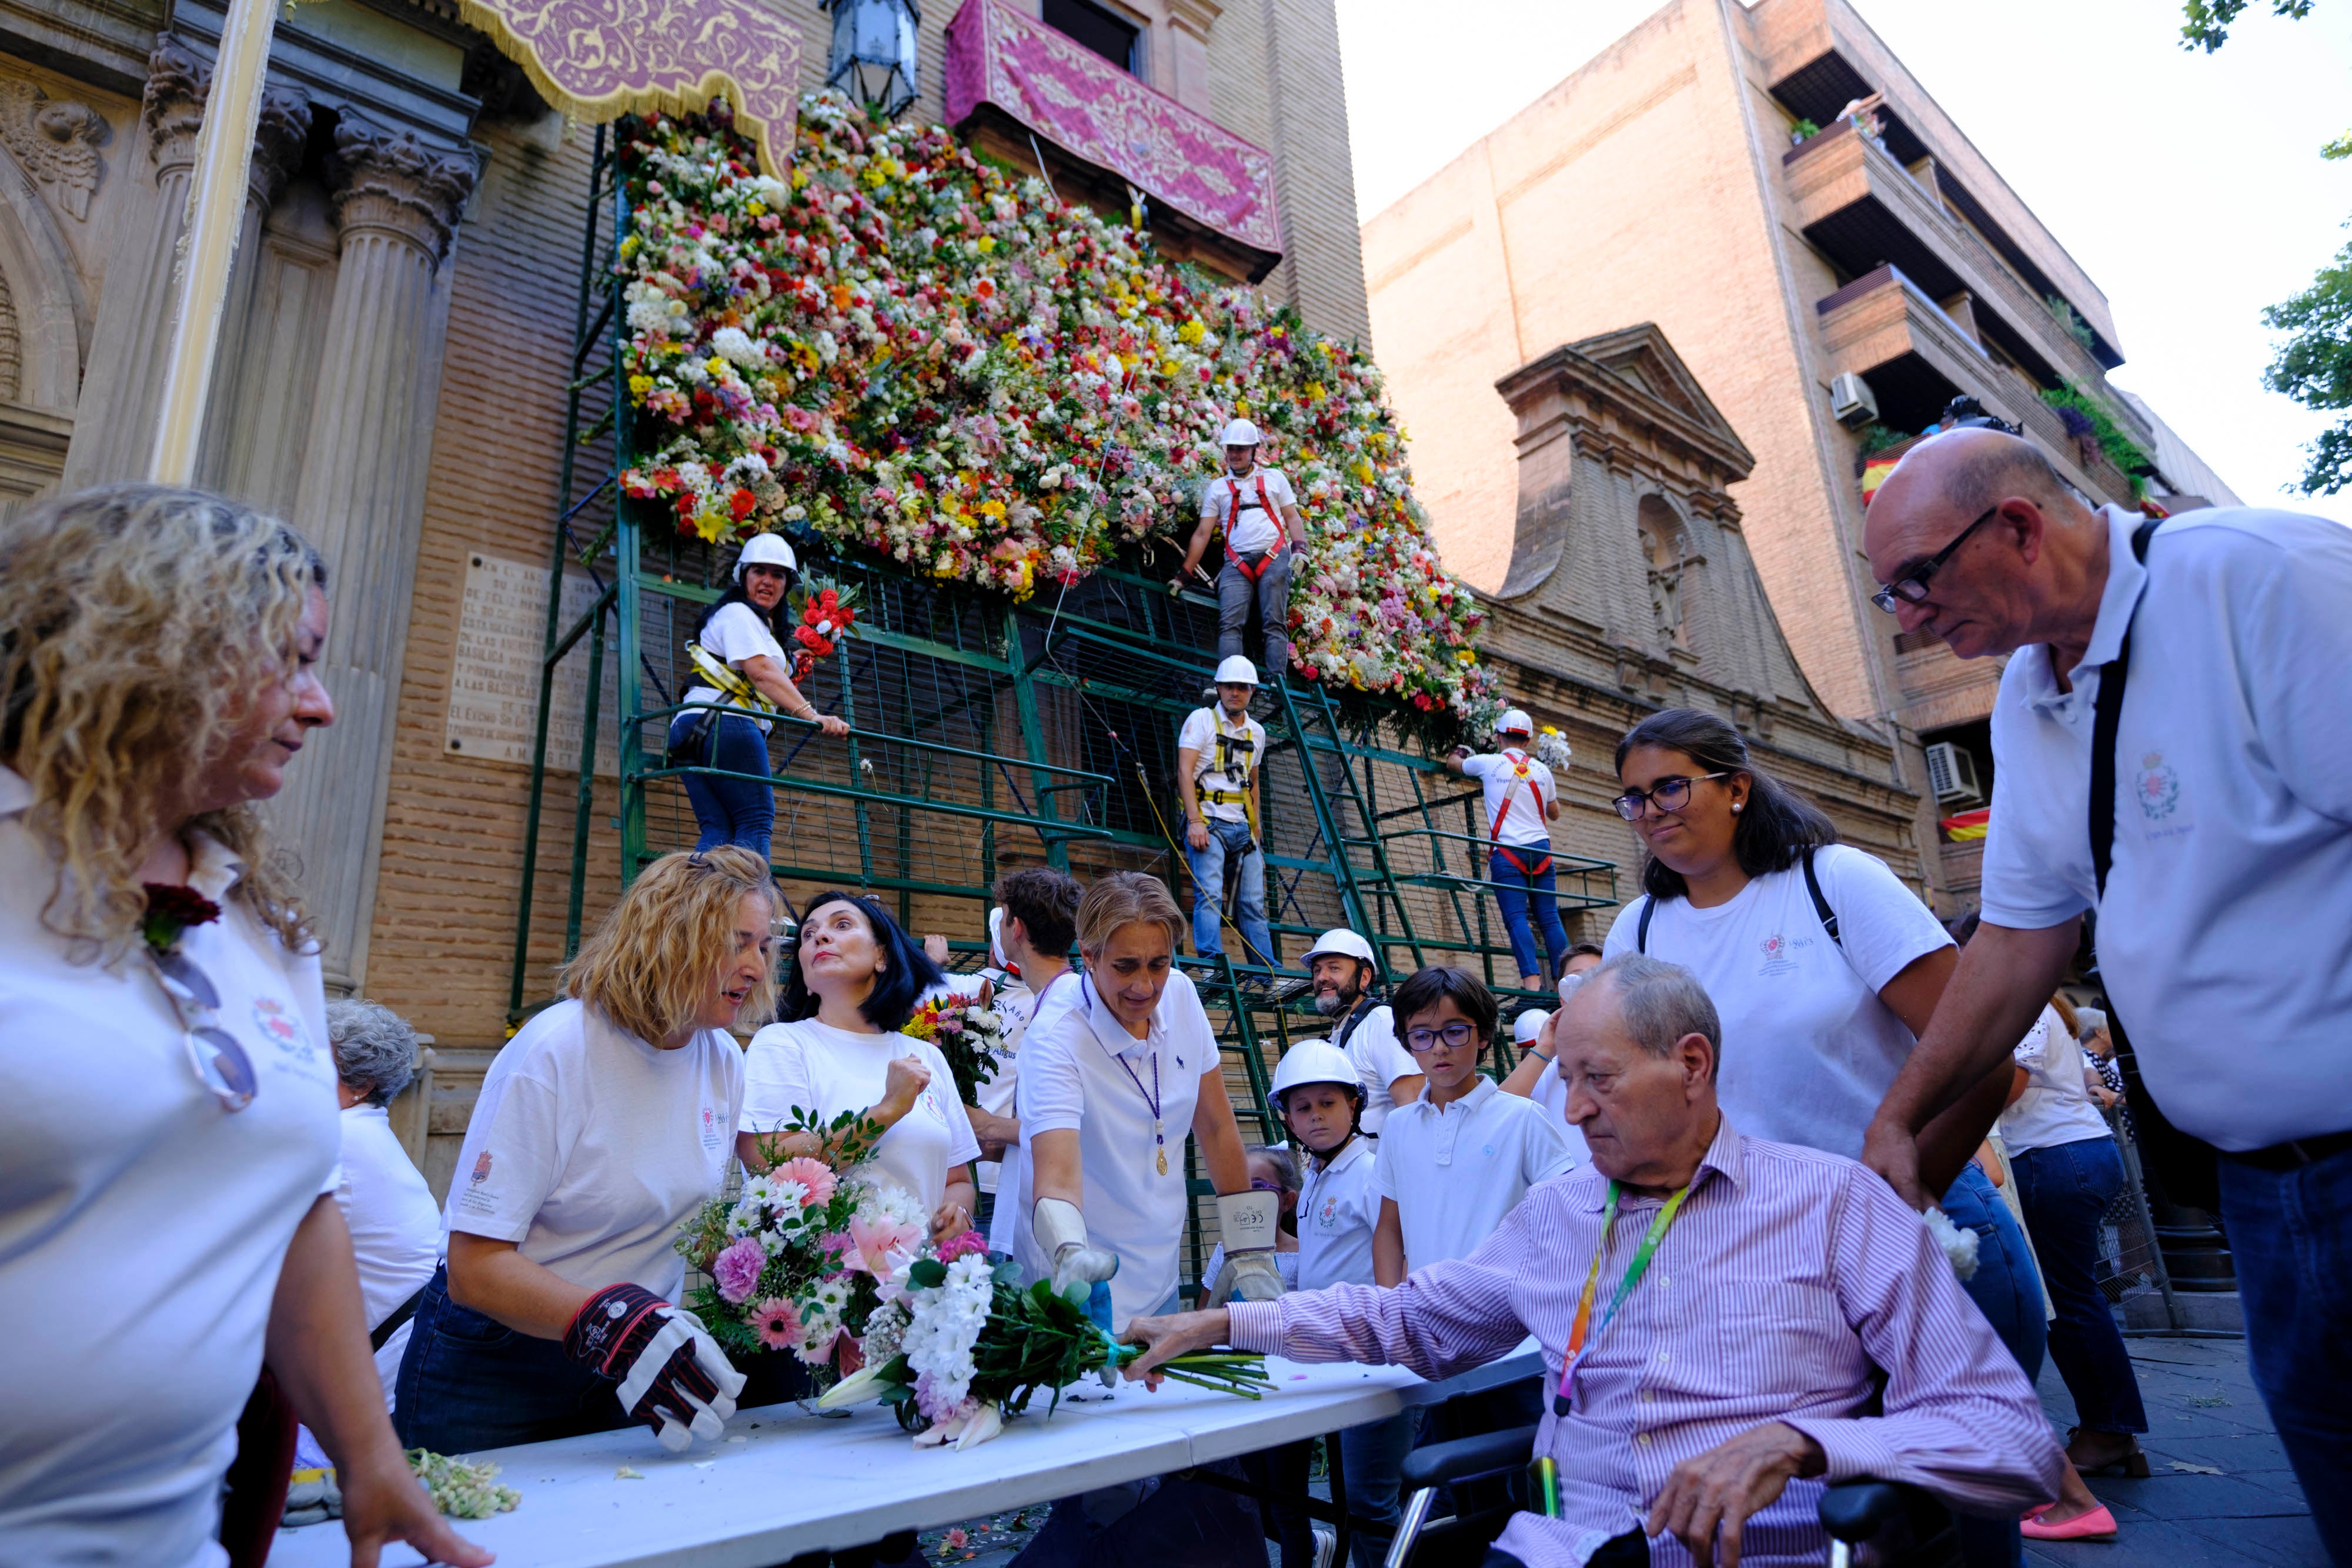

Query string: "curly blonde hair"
[[559, 847, 779, 1044], [1, 484, 325, 958]]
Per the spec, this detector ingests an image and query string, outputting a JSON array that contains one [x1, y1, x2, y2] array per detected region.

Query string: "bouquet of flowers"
[[674, 1108, 928, 1381], [785, 572, 861, 686], [1534, 724, 1573, 775], [818, 1256, 1271, 1449], [900, 992, 1010, 1106]]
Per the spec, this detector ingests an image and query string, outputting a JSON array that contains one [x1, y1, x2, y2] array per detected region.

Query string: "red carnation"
[[142, 882, 221, 954]]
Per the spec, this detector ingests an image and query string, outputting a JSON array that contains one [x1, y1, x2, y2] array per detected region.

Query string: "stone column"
[[269, 116, 472, 990], [193, 90, 313, 490]]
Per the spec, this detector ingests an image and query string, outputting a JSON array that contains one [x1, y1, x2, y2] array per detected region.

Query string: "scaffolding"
[[505, 126, 1618, 1285]]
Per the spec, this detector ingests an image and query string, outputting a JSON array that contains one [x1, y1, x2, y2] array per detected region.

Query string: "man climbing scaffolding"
[[1171, 418, 1309, 679], [1176, 656, 1274, 967], [1445, 707, 1568, 989]]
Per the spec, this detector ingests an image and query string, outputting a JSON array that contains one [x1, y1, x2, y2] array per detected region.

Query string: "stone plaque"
[[445, 551, 619, 775]]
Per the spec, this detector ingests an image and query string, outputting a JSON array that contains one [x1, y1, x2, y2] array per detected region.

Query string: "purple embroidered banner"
[[944, 0, 1282, 258]]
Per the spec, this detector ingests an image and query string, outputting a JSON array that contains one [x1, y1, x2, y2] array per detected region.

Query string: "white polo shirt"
[[1013, 968, 1217, 1328], [1980, 504, 2352, 1150], [1375, 1075, 1574, 1271], [1178, 705, 1267, 826], [0, 769, 341, 1568], [1296, 1135, 1383, 1290], [1462, 748, 1555, 847], [1200, 464, 1297, 557], [987, 969, 1081, 1256], [336, 1103, 442, 1403], [1335, 1001, 1421, 1135], [1517, 1061, 1593, 1168]]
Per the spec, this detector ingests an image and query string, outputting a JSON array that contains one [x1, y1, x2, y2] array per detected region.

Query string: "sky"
[[1335, 0, 2352, 521]]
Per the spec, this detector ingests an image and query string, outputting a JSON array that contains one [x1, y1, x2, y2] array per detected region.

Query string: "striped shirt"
[[1228, 1119, 2062, 1567]]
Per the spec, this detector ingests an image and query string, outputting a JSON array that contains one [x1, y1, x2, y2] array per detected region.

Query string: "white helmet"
[[987, 905, 1008, 969], [1512, 1008, 1551, 1045], [1494, 707, 1533, 738], [1219, 417, 1262, 449], [733, 533, 798, 583], [1270, 1039, 1361, 1100], [1302, 928, 1375, 968], [1214, 654, 1259, 687]]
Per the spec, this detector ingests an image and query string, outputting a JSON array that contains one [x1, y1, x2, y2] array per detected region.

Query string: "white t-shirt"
[[337, 1104, 440, 1405], [1462, 749, 1556, 847], [1296, 1135, 1383, 1291], [684, 599, 792, 731], [1374, 1076, 1574, 1272], [741, 1018, 981, 1213], [1178, 706, 1267, 825], [1014, 968, 1218, 1329], [1980, 504, 2352, 1150], [1999, 1006, 2114, 1156], [988, 969, 1081, 1255], [0, 773, 341, 1568], [1603, 845, 1951, 1161], [1200, 464, 1298, 556], [446, 999, 741, 1303], [1334, 1001, 1421, 1136]]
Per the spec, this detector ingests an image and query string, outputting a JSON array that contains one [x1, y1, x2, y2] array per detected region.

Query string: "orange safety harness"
[[1219, 472, 1285, 580], [1488, 747, 1555, 878]]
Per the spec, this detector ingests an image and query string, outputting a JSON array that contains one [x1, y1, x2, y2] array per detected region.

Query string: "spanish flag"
[[1940, 807, 1990, 842]]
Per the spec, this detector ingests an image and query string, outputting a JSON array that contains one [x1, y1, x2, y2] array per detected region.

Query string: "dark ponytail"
[[1613, 707, 1838, 902]]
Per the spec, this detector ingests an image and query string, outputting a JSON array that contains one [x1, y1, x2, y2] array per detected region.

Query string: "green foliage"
[[2324, 131, 2352, 160], [1790, 118, 1821, 140], [2261, 235, 2352, 494], [1856, 422, 1909, 458], [2180, 0, 2316, 51], [2044, 295, 2098, 353], [2040, 384, 2153, 500]]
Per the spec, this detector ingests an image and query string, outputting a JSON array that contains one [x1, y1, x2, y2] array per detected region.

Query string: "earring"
[[1732, 803, 1743, 814]]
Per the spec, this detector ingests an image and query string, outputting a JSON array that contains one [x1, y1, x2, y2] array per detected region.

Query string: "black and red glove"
[[563, 1283, 747, 1452]]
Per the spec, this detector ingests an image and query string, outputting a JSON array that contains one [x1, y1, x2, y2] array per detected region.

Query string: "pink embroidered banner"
[[944, 0, 1282, 259]]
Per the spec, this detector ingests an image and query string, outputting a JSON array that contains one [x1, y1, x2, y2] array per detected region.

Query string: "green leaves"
[[2263, 235, 2352, 494], [2180, 0, 2315, 52]]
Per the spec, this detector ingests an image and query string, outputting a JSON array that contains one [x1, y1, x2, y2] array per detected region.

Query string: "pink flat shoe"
[[2020, 1503, 2053, 1520], [2021, 1505, 2118, 1542]]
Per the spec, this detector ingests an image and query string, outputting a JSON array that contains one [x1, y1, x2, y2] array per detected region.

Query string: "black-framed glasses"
[[1612, 773, 1733, 821], [1404, 1020, 1478, 1053], [1870, 503, 1999, 613], [146, 947, 258, 1113]]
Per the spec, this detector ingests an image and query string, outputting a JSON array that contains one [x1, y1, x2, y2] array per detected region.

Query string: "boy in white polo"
[[1373, 966, 1573, 1281]]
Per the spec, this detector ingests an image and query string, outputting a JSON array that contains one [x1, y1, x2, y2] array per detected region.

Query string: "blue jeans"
[[2219, 1142, 2352, 1562], [1186, 815, 1271, 965], [1940, 1162, 2046, 1568], [2011, 1138, 2148, 1435], [393, 1265, 630, 1453], [1339, 1410, 1415, 1568], [1217, 545, 1292, 677], [1487, 847, 1568, 981], [669, 708, 775, 864]]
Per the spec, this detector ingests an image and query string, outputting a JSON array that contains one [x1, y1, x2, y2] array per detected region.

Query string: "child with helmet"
[[1444, 707, 1568, 989], [1171, 417, 1308, 678]]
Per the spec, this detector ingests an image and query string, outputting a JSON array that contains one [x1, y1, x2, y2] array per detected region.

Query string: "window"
[[1043, 0, 1140, 73]]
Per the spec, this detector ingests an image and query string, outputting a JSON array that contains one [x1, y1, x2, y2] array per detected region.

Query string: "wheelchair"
[[1382, 1423, 1962, 1568]]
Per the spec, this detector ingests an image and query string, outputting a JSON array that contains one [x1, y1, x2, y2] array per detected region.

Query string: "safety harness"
[[1194, 707, 1262, 842], [1218, 471, 1284, 580], [1487, 747, 1555, 878], [686, 640, 778, 720]]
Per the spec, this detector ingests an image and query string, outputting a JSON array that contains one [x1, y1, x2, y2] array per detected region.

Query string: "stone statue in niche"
[[0, 78, 108, 220], [1641, 511, 1685, 651]]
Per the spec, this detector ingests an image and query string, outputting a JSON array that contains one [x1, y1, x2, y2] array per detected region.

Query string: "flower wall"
[[618, 94, 1501, 730]]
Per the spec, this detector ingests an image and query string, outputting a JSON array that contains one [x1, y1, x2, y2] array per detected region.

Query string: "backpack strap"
[[1635, 895, 1655, 954], [2091, 517, 2165, 900], [1801, 847, 1842, 949]]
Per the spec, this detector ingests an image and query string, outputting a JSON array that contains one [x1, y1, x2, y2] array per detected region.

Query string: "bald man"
[[1856, 429, 2352, 1555]]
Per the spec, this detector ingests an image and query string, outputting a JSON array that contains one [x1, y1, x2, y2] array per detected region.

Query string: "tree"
[[2180, 0, 2317, 51], [2263, 230, 2352, 495]]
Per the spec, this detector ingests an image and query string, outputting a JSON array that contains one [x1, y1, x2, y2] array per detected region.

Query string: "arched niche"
[[0, 140, 86, 412], [1636, 492, 1689, 651]]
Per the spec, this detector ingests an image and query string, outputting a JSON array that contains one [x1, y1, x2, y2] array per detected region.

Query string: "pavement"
[[914, 1336, 2324, 1568]]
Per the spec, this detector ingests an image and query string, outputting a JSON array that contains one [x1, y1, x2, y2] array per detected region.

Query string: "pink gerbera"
[[772, 1156, 838, 1208], [713, 1236, 766, 1305], [749, 1297, 802, 1352]]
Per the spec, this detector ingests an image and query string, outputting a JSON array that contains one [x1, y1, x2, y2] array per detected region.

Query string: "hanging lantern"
[[823, 0, 921, 119]]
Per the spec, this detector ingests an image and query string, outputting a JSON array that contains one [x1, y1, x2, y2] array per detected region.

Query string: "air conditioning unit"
[[1925, 741, 1982, 804], [1830, 373, 1879, 429]]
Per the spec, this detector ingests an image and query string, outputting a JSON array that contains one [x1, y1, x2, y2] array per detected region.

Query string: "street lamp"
[[823, 0, 921, 119]]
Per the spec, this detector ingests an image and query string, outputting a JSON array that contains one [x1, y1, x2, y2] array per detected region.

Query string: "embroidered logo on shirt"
[[1316, 1195, 1342, 1231], [456, 1149, 497, 1215], [700, 1104, 724, 1151], [2136, 752, 2181, 820], [1757, 933, 1812, 978], [252, 997, 314, 1061]]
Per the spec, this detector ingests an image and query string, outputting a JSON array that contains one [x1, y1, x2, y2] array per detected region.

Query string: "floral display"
[[784, 571, 860, 686], [899, 992, 1009, 1107], [615, 93, 1503, 734], [818, 1256, 1270, 1449], [1534, 725, 1573, 776]]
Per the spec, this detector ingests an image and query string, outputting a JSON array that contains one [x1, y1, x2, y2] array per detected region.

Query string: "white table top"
[[276, 1346, 1542, 1568]]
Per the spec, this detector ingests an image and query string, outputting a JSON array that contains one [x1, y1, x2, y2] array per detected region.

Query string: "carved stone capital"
[[246, 92, 313, 210], [141, 34, 210, 176], [1167, 0, 1222, 38], [329, 119, 474, 262]]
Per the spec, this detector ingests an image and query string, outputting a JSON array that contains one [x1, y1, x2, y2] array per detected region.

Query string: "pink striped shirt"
[[1228, 1119, 2062, 1568]]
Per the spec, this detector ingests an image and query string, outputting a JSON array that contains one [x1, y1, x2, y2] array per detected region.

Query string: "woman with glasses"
[[399, 847, 770, 1456], [1600, 706, 2046, 1568], [0, 487, 483, 1568]]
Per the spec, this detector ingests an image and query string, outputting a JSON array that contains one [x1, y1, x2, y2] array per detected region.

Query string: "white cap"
[[1301, 928, 1374, 968], [1270, 1039, 1360, 1099], [1512, 1008, 1551, 1045], [1495, 707, 1533, 738], [987, 906, 1007, 969], [1558, 969, 1591, 1008], [733, 533, 798, 583], [1214, 654, 1259, 687], [1220, 417, 1263, 448]]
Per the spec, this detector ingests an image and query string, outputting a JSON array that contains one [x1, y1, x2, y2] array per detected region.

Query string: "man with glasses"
[[1857, 427, 2352, 1559]]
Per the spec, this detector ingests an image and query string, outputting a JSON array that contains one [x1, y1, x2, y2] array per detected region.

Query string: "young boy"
[[1373, 967, 1574, 1283]]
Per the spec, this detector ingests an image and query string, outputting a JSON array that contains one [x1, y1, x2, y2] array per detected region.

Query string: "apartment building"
[[1361, 0, 2238, 910]]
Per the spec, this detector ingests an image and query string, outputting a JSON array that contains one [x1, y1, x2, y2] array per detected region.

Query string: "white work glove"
[[1209, 1189, 1287, 1302], [1034, 1196, 1120, 1295], [564, 1282, 747, 1452]]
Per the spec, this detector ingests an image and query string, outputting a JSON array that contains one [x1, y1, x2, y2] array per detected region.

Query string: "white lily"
[[814, 1362, 894, 1410], [953, 1403, 1004, 1450]]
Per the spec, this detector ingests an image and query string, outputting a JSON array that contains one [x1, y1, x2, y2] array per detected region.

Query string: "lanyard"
[[1552, 1180, 1691, 1417], [1088, 978, 1169, 1176]]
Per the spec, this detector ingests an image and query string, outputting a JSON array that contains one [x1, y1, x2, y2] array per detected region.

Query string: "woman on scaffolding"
[[666, 534, 847, 866]]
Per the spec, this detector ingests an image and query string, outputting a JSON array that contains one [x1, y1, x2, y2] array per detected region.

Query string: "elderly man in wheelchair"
[[1124, 955, 2063, 1568]]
